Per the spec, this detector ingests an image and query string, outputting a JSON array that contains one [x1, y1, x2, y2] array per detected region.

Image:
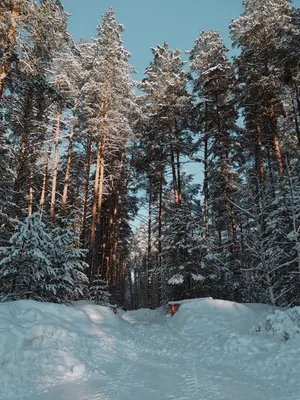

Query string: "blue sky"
[[62, 0, 245, 81]]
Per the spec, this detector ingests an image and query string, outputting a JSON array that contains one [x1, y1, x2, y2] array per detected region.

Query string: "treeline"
[[1, 0, 300, 309]]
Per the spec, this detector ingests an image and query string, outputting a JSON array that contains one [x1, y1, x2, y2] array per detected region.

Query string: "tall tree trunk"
[[107, 172, 115, 282], [90, 136, 102, 247], [49, 103, 61, 219], [0, 0, 22, 99], [15, 133, 26, 217], [230, 203, 238, 258], [81, 136, 93, 245], [268, 104, 283, 175], [168, 117, 179, 204], [147, 188, 152, 308], [15, 90, 33, 218], [290, 88, 300, 148], [158, 169, 163, 269], [176, 149, 182, 205], [28, 168, 33, 216], [96, 134, 106, 224], [91, 100, 107, 247], [204, 129, 209, 235], [40, 138, 53, 213], [256, 125, 264, 184], [90, 133, 106, 279], [109, 149, 126, 284], [174, 119, 182, 204], [61, 122, 75, 210]]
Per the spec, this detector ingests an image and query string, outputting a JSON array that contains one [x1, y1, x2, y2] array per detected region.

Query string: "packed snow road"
[[1, 299, 300, 400]]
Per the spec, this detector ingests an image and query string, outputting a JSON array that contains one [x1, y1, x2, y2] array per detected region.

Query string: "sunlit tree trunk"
[[28, 168, 33, 216], [96, 134, 106, 224], [81, 136, 93, 245], [90, 136, 101, 246], [40, 138, 53, 213], [91, 101, 107, 246], [168, 116, 179, 205], [61, 121, 75, 210], [269, 104, 283, 175], [49, 103, 61, 219]]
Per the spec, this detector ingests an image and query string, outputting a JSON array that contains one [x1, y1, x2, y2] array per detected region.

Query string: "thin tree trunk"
[[168, 118, 179, 204], [256, 124, 264, 184], [15, 90, 33, 218], [81, 136, 93, 244], [90, 136, 102, 246], [269, 104, 283, 175], [109, 149, 126, 284], [147, 188, 152, 308], [290, 88, 300, 148], [107, 172, 115, 282], [294, 82, 300, 122], [15, 133, 26, 217], [28, 168, 33, 216], [96, 134, 106, 224], [90, 106, 106, 281], [61, 122, 75, 210], [230, 203, 238, 258], [40, 138, 53, 213], [0, 0, 22, 99], [175, 119, 182, 204], [49, 103, 61, 219], [158, 169, 163, 269], [204, 129, 209, 235], [176, 149, 182, 205]]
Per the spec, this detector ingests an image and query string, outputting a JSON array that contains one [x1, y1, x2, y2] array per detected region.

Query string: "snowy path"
[[28, 308, 297, 400], [1, 300, 300, 400]]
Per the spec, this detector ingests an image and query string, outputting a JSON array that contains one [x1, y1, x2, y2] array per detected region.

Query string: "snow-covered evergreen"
[[0, 213, 88, 302]]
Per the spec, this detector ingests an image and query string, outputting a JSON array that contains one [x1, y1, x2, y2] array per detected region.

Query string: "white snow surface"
[[0, 298, 300, 399]]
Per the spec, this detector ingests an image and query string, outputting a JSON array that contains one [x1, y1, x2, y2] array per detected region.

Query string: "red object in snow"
[[112, 306, 117, 314], [168, 303, 180, 316]]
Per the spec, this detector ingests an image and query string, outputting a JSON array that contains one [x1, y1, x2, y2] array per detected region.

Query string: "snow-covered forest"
[[1, 0, 300, 309]]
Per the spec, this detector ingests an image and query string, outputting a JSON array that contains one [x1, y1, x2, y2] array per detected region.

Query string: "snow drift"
[[0, 298, 300, 399]]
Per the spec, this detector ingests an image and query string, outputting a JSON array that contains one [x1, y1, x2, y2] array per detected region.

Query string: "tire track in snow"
[[101, 356, 138, 400], [180, 352, 200, 400]]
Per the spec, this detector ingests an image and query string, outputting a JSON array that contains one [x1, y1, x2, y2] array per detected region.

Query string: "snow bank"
[[167, 298, 300, 385], [221, 305, 300, 383], [258, 307, 300, 341], [169, 298, 260, 340], [2, 297, 300, 399], [0, 300, 130, 400]]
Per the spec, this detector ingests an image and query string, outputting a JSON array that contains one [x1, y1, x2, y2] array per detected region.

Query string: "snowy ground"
[[0, 299, 300, 400]]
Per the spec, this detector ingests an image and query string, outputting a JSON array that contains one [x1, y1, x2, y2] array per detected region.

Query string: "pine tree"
[[0, 213, 88, 302], [162, 174, 205, 301], [82, 8, 136, 283]]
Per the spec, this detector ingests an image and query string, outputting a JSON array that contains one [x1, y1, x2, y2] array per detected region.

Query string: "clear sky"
[[62, 0, 246, 81]]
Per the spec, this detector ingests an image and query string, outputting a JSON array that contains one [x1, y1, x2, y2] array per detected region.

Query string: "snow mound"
[[223, 306, 300, 383], [0, 300, 130, 400], [258, 307, 300, 341], [169, 298, 260, 339]]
